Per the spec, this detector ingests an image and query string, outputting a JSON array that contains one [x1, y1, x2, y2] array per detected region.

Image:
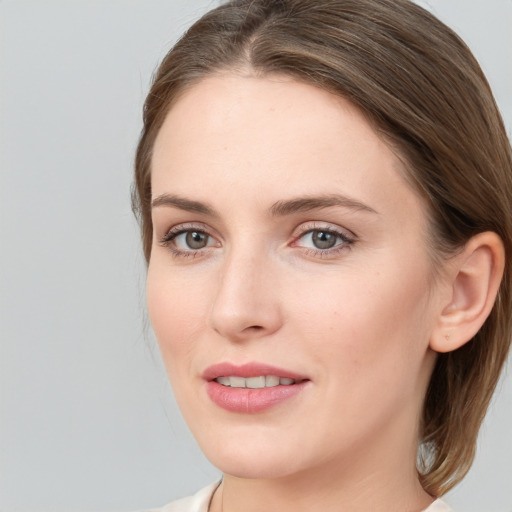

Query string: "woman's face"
[[147, 74, 444, 481]]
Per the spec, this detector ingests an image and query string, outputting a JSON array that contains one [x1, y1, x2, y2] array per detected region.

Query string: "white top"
[[146, 482, 453, 512]]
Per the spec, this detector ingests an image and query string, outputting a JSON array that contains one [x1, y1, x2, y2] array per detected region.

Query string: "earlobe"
[[430, 232, 505, 353]]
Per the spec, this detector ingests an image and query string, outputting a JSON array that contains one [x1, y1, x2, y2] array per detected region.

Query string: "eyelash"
[[292, 222, 356, 258], [158, 222, 356, 259], [158, 223, 216, 259]]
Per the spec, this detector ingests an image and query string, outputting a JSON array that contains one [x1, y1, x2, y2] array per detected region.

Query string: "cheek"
[[289, 267, 435, 447], [292, 261, 434, 381], [146, 264, 211, 373]]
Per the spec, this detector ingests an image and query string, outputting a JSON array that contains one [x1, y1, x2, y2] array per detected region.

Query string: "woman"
[[132, 1, 512, 511]]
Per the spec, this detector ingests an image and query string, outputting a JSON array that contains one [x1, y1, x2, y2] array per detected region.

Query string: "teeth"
[[265, 375, 280, 387], [215, 375, 297, 388], [229, 376, 246, 388], [246, 376, 266, 389], [216, 377, 231, 386]]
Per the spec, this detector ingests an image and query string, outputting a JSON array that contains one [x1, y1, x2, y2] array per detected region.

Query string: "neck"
[[213, 467, 432, 512], [209, 412, 434, 512]]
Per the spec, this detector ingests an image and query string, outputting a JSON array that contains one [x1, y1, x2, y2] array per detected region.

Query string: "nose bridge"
[[208, 238, 282, 340]]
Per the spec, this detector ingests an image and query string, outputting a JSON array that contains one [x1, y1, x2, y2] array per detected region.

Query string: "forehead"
[[151, 73, 425, 225], [154, 73, 378, 157]]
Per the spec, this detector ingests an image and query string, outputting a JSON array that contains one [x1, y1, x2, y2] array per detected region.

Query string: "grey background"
[[0, 1, 510, 511]]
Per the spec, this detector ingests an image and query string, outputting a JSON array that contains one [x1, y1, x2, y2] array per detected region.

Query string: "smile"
[[203, 362, 310, 413], [215, 376, 297, 388]]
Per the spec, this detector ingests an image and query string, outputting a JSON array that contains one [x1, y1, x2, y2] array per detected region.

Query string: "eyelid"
[[291, 221, 356, 242], [158, 222, 221, 257], [159, 222, 216, 242], [290, 221, 357, 257]]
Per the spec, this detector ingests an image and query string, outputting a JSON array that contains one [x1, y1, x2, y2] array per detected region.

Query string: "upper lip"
[[202, 362, 309, 381]]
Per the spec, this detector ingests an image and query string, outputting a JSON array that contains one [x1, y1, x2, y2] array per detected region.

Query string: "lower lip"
[[205, 380, 309, 413]]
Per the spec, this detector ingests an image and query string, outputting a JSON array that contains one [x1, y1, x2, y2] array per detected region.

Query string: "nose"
[[208, 246, 283, 342]]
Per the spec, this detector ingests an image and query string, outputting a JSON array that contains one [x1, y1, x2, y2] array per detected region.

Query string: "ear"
[[430, 231, 505, 353]]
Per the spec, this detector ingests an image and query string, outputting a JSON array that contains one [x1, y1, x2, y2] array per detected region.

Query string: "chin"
[[196, 430, 308, 480], [209, 451, 302, 480]]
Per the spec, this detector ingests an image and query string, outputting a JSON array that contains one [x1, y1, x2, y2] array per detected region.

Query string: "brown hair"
[[133, 0, 512, 496]]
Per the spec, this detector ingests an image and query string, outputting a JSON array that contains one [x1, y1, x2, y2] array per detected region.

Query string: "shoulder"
[[423, 498, 453, 511], [144, 482, 220, 512]]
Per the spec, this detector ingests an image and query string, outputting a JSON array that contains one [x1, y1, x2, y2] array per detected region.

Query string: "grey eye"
[[311, 230, 338, 249], [185, 231, 210, 249]]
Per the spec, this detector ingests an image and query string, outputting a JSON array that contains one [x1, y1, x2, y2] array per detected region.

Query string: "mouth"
[[203, 362, 310, 413], [214, 375, 302, 388], [202, 361, 309, 384]]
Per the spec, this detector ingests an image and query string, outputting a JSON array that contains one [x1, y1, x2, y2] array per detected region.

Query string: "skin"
[[147, 74, 454, 512]]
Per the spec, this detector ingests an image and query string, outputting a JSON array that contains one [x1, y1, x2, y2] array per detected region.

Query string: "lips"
[[203, 362, 310, 413], [202, 362, 308, 381]]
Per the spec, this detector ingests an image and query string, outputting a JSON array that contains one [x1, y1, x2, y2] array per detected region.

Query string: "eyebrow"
[[270, 194, 378, 216], [151, 193, 378, 216], [151, 194, 218, 216]]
